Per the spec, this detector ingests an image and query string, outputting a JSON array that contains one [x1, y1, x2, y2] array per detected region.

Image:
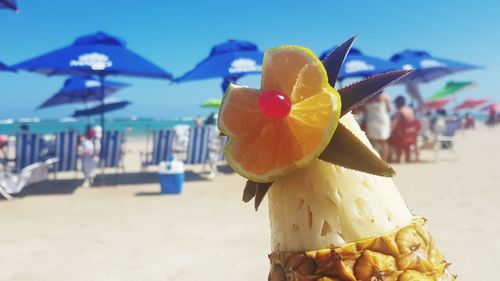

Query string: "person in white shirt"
[[78, 134, 97, 186], [363, 92, 391, 162]]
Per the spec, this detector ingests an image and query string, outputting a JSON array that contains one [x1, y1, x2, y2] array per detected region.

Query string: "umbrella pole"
[[452, 93, 458, 108], [405, 82, 424, 112], [83, 95, 91, 125], [99, 75, 106, 183]]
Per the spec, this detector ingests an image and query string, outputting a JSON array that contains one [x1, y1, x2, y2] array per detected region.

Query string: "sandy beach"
[[1, 126, 499, 281]]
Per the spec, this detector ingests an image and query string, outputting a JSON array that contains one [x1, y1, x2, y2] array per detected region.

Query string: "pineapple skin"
[[268, 218, 455, 281]]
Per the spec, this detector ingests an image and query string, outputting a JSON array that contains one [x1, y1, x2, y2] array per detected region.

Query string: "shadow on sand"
[[134, 191, 176, 196], [217, 164, 235, 174], [1, 165, 235, 200], [92, 170, 208, 187], [15, 178, 83, 198], [133, 165, 235, 197]]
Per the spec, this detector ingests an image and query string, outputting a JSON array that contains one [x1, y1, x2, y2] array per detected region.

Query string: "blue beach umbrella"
[[72, 100, 131, 117], [13, 31, 172, 156], [38, 75, 129, 109], [13, 31, 172, 79], [0, 0, 17, 11], [0, 61, 15, 72], [390, 50, 479, 83], [320, 47, 399, 80], [176, 39, 264, 93], [389, 50, 479, 107]]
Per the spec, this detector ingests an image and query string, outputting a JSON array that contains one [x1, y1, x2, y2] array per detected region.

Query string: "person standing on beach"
[[0, 135, 9, 169], [204, 112, 216, 126], [464, 113, 475, 129], [85, 125, 96, 140], [19, 124, 29, 133], [78, 134, 97, 186], [363, 92, 391, 162], [195, 116, 203, 128], [390, 95, 420, 163], [487, 105, 497, 127], [434, 109, 447, 135]]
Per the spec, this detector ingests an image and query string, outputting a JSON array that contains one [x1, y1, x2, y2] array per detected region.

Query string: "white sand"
[[0, 127, 499, 280]]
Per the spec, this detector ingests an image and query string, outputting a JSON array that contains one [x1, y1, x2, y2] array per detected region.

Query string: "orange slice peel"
[[218, 46, 341, 183]]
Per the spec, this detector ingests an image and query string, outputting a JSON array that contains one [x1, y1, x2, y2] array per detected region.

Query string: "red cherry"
[[258, 90, 292, 119]]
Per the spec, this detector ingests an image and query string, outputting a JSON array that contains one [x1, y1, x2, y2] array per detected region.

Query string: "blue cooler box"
[[159, 160, 184, 194]]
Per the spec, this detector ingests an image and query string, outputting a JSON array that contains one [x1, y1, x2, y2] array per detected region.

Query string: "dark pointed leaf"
[[322, 35, 357, 86], [339, 70, 413, 115], [242, 180, 273, 211], [242, 180, 257, 202], [319, 123, 395, 177], [254, 182, 273, 211]]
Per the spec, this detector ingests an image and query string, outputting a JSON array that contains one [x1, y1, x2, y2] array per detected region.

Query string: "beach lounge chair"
[[184, 126, 228, 178], [15, 132, 44, 171], [435, 119, 461, 161], [185, 126, 217, 165], [141, 129, 175, 169], [99, 131, 125, 169], [53, 131, 79, 172], [419, 119, 461, 162], [0, 158, 57, 200]]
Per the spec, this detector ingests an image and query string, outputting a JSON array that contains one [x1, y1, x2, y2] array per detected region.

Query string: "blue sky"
[[0, 0, 498, 119]]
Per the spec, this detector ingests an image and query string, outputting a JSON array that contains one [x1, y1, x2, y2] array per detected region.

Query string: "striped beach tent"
[[99, 131, 125, 168], [15, 133, 44, 171], [54, 131, 79, 172], [185, 126, 216, 164]]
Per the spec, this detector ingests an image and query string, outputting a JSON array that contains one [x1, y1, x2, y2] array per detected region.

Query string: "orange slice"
[[218, 46, 341, 182]]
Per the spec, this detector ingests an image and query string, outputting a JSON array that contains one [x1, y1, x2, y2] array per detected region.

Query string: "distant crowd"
[[354, 93, 495, 163]]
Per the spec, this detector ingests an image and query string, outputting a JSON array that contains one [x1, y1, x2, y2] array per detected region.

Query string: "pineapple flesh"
[[267, 114, 454, 280], [268, 113, 412, 252]]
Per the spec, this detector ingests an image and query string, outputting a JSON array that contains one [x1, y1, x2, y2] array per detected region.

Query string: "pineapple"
[[218, 36, 456, 281], [267, 114, 455, 281]]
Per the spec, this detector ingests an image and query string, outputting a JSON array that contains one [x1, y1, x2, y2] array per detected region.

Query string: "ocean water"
[[0, 113, 487, 136], [0, 118, 195, 136]]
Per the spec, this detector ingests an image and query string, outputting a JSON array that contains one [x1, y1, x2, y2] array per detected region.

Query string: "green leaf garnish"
[[319, 123, 395, 177]]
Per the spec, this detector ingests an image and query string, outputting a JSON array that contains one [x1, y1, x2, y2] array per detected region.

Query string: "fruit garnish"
[[242, 181, 272, 210], [217, 36, 455, 280], [319, 123, 395, 177], [338, 70, 414, 115], [218, 46, 341, 183], [258, 90, 292, 118], [218, 37, 412, 209]]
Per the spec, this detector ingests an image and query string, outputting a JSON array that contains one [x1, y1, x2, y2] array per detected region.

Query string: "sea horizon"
[[0, 111, 489, 136], [0, 116, 200, 136]]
